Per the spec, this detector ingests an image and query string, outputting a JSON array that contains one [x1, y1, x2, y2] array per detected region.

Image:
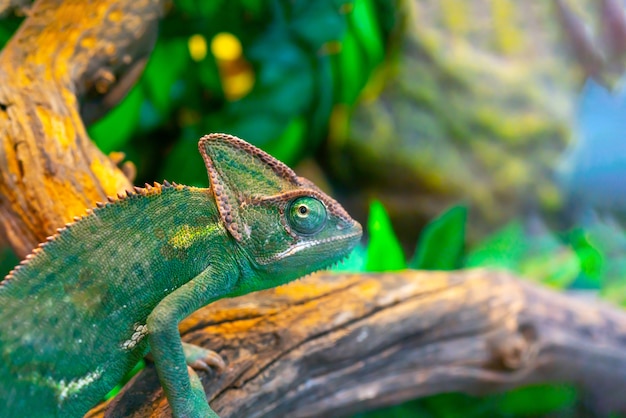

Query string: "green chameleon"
[[0, 133, 362, 417]]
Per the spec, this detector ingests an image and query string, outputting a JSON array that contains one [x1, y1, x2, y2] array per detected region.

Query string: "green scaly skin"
[[0, 133, 362, 417]]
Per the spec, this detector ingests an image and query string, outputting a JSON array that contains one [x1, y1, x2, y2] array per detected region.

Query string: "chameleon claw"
[[182, 342, 226, 373], [187, 355, 225, 373]]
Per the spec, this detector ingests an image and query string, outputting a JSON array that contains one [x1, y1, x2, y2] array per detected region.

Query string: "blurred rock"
[[323, 0, 622, 249]]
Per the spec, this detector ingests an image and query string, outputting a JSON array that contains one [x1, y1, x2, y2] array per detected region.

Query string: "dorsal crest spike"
[[2, 182, 168, 286], [163, 180, 172, 187]]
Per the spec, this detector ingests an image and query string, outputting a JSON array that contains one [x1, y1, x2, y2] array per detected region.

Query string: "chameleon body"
[[0, 134, 362, 417]]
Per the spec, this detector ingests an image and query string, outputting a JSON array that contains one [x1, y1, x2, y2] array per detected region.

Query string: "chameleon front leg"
[[147, 267, 235, 418]]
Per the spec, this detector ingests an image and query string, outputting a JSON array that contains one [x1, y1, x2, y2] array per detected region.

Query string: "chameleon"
[[0, 133, 362, 417]]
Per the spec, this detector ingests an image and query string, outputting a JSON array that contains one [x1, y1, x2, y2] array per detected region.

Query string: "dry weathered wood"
[[0, 0, 166, 257], [85, 269, 626, 417], [0, 0, 30, 17]]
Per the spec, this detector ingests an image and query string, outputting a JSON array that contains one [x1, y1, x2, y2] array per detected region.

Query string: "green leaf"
[[159, 125, 206, 186], [0, 17, 22, 50], [349, 0, 384, 70], [175, 0, 225, 17], [263, 117, 306, 163], [519, 247, 579, 289], [518, 226, 579, 289], [335, 27, 364, 105], [104, 359, 145, 400], [0, 247, 19, 278], [466, 220, 579, 289], [289, 0, 353, 48], [409, 205, 466, 270], [218, 32, 314, 165], [568, 228, 603, 287], [142, 39, 190, 118], [88, 85, 143, 153], [493, 384, 578, 416], [582, 221, 626, 305], [365, 200, 405, 272], [331, 244, 366, 272], [465, 221, 526, 270], [420, 393, 497, 418]]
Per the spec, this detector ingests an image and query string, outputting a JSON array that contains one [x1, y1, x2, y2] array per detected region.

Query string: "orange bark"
[[0, 0, 165, 257]]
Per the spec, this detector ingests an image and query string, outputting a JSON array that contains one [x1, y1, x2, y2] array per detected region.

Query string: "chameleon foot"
[[182, 342, 226, 372]]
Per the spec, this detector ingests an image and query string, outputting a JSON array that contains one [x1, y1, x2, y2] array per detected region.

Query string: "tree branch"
[[0, 0, 166, 256], [86, 269, 626, 417]]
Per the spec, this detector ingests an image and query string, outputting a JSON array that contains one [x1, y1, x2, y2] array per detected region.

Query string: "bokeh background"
[[3, 0, 626, 416]]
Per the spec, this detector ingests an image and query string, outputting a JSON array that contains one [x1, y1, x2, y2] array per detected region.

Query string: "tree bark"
[[0, 0, 166, 257], [86, 269, 626, 417]]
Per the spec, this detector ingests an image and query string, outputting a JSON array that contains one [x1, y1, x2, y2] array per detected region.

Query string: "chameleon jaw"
[[264, 229, 363, 264]]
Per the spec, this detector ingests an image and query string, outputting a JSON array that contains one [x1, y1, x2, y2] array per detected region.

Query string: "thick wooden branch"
[[0, 0, 30, 17], [86, 269, 626, 417], [0, 0, 166, 256]]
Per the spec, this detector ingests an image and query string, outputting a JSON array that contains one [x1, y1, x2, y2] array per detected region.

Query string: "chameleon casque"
[[0, 133, 362, 417]]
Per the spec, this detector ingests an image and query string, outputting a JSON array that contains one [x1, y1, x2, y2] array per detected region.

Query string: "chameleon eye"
[[288, 197, 327, 235]]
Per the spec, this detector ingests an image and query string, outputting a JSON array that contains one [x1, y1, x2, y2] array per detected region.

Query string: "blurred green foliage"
[[0, 0, 390, 185], [93, 0, 388, 187], [365, 200, 406, 271], [353, 385, 579, 418], [409, 205, 466, 270]]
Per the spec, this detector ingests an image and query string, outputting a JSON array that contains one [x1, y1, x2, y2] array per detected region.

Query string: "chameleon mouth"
[[267, 229, 362, 264]]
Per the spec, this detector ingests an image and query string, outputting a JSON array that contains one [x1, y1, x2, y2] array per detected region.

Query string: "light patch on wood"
[[108, 9, 123, 22], [34, 105, 75, 149], [273, 274, 362, 300], [80, 36, 97, 49], [89, 157, 129, 197], [168, 224, 220, 250], [42, 178, 92, 224]]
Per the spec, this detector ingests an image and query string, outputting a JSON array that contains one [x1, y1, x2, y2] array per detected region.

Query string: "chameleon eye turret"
[[288, 196, 327, 235]]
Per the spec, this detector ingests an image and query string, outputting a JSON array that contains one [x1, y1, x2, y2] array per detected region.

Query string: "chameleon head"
[[199, 133, 362, 292]]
